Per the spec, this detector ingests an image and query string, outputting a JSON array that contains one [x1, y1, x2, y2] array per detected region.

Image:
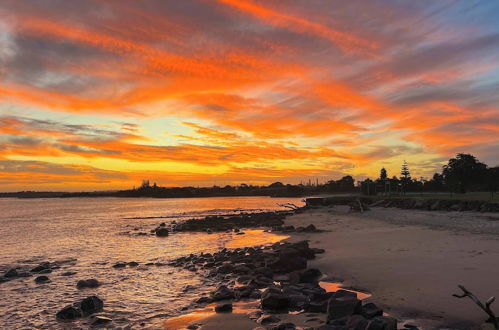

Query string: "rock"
[[211, 285, 234, 301], [215, 303, 233, 313], [271, 323, 296, 330], [304, 224, 317, 232], [300, 268, 322, 283], [327, 294, 361, 321], [112, 262, 127, 268], [270, 248, 307, 273], [247, 311, 262, 320], [306, 300, 328, 313], [80, 295, 104, 315], [187, 323, 201, 330], [257, 315, 281, 325], [128, 261, 139, 267], [261, 288, 290, 310], [217, 264, 234, 274], [31, 262, 51, 273], [56, 305, 81, 320], [361, 302, 383, 319], [364, 316, 397, 330], [61, 271, 77, 276], [90, 315, 112, 326], [233, 265, 251, 274], [34, 275, 50, 284], [156, 228, 169, 237], [347, 315, 368, 329], [4, 268, 18, 278], [77, 278, 100, 289], [196, 296, 213, 304]]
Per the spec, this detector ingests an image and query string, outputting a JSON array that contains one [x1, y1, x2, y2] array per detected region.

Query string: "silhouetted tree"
[[379, 168, 387, 181], [442, 153, 487, 193], [485, 167, 499, 198]]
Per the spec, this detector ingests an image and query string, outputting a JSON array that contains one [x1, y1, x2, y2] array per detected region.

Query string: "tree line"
[[360, 153, 499, 197]]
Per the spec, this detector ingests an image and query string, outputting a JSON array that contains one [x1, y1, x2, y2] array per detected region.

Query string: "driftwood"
[[356, 198, 364, 213], [453, 285, 498, 329], [277, 203, 300, 211]]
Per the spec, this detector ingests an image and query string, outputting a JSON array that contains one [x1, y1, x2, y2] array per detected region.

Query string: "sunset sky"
[[1, 1, 498, 191]]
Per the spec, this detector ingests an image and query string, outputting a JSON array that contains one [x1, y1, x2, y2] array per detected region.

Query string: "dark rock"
[[37, 268, 52, 274], [257, 315, 281, 325], [112, 262, 127, 268], [261, 288, 290, 310], [35, 275, 50, 284], [4, 268, 18, 278], [31, 262, 51, 273], [361, 302, 383, 319], [347, 315, 368, 329], [327, 294, 361, 321], [56, 305, 81, 320], [306, 300, 328, 313], [90, 315, 112, 326], [128, 261, 139, 267], [215, 303, 233, 313], [271, 322, 296, 330], [364, 316, 397, 330], [80, 295, 104, 315], [77, 279, 100, 289], [156, 228, 169, 237], [196, 296, 213, 304], [61, 271, 77, 276], [304, 224, 317, 232], [300, 268, 322, 283], [217, 264, 234, 274], [211, 285, 234, 301]]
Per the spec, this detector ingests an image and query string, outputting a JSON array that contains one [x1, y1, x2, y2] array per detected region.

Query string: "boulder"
[[196, 296, 213, 304], [80, 295, 104, 315], [299, 268, 322, 283], [112, 262, 127, 268], [327, 294, 361, 321], [128, 261, 139, 267], [56, 305, 81, 320], [304, 224, 317, 232], [155, 227, 169, 237], [211, 285, 234, 301], [271, 323, 296, 330], [261, 288, 290, 310], [257, 315, 281, 325], [31, 262, 51, 273], [215, 303, 233, 313], [34, 275, 50, 284], [4, 268, 18, 278], [364, 316, 397, 330], [76, 279, 100, 289], [361, 302, 383, 319]]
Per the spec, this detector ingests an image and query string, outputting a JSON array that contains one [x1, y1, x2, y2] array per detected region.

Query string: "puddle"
[[319, 281, 371, 300], [163, 300, 259, 329]]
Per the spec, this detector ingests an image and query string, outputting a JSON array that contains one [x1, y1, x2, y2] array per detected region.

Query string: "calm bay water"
[[0, 196, 303, 329]]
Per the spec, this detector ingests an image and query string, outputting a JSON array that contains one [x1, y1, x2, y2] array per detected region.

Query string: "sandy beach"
[[285, 206, 499, 329]]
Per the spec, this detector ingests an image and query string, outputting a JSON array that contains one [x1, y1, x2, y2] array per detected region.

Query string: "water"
[[0, 196, 304, 329]]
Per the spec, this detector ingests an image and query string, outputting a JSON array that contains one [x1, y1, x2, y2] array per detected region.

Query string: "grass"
[[372, 192, 499, 202]]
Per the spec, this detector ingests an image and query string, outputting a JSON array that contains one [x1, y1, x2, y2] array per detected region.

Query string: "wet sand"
[[285, 206, 499, 329]]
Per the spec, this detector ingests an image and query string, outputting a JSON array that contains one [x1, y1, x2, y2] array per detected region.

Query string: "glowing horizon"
[[1, 1, 498, 191]]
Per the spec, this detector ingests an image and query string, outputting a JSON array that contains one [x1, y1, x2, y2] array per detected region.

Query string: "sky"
[[0, 0, 498, 191]]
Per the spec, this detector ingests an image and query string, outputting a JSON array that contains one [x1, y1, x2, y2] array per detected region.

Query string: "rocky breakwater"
[[171, 212, 289, 233], [168, 241, 404, 330]]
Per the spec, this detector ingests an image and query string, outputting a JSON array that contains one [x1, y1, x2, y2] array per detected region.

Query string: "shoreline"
[[164, 205, 499, 330]]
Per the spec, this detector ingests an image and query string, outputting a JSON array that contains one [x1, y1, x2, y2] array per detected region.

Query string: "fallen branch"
[[453, 285, 498, 329], [277, 203, 299, 210], [356, 198, 364, 213]]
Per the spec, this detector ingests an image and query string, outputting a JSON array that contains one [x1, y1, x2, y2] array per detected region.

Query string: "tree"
[[379, 168, 387, 181], [485, 167, 499, 198], [401, 161, 411, 180], [442, 153, 487, 193]]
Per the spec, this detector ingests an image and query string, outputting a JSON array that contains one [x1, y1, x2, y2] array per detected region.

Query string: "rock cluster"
[[172, 212, 288, 232], [56, 295, 104, 320], [169, 241, 404, 330]]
